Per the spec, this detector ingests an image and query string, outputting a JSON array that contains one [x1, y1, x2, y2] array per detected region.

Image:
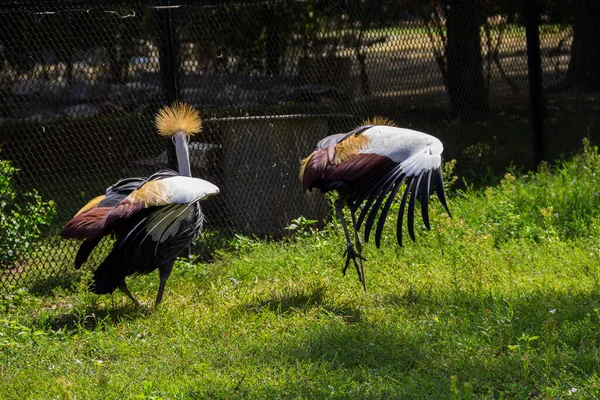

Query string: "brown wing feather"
[[63, 179, 174, 241], [301, 149, 329, 192], [324, 153, 395, 189], [303, 149, 395, 193], [301, 134, 372, 192], [62, 200, 145, 240], [61, 208, 112, 240], [105, 202, 144, 227]]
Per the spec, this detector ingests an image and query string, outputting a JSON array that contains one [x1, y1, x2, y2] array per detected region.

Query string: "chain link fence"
[[1, 0, 598, 289]]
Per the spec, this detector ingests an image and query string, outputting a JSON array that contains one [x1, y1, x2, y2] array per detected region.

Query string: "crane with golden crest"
[[61, 103, 219, 306], [300, 117, 451, 290]]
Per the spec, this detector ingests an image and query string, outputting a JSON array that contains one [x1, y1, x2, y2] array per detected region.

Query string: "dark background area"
[[1, 0, 599, 286]]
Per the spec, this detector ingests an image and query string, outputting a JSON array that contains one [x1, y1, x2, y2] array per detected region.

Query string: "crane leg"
[[335, 199, 367, 291], [155, 265, 173, 307], [350, 210, 366, 288], [118, 281, 142, 308]]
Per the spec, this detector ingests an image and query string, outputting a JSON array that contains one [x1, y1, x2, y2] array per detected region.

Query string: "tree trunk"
[[445, 0, 488, 120], [354, 29, 370, 96], [562, 0, 600, 91]]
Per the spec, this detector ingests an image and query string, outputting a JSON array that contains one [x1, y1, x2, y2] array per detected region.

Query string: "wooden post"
[[156, 0, 181, 170], [525, 0, 546, 166]]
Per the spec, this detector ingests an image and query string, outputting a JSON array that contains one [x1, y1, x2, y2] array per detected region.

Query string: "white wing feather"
[[361, 126, 443, 177], [163, 176, 220, 203], [146, 205, 195, 242], [144, 176, 218, 243]]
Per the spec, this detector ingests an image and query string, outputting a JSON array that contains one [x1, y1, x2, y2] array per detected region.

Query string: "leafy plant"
[[0, 157, 56, 267], [285, 216, 319, 240]]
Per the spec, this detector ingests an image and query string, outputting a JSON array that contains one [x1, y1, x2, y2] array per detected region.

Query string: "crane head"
[[155, 102, 202, 138], [155, 102, 202, 178]]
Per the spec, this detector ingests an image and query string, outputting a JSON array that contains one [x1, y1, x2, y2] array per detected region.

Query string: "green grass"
[[2, 142, 600, 399]]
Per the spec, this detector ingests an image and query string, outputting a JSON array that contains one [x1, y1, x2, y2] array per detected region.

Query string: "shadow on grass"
[[381, 281, 436, 308], [48, 302, 151, 332], [275, 322, 419, 373], [241, 282, 363, 323], [246, 288, 600, 399], [27, 270, 81, 296]]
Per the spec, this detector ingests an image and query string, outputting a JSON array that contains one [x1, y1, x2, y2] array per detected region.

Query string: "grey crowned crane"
[[61, 103, 219, 306], [300, 117, 451, 290]]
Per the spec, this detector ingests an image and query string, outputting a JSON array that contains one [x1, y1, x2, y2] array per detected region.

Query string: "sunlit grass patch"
[[1, 141, 600, 399]]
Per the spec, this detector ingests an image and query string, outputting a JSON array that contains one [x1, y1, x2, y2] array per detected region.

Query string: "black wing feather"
[[363, 169, 405, 243], [91, 204, 203, 293], [99, 177, 146, 207], [355, 166, 403, 230], [74, 237, 103, 269], [147, 169, 179, 181], [349, 162, 399, 210], [137, 204, 189, 252], [350, 171, 390, 215], [433, 168, 451, 216], [374, 175, 407, 248], [420, 169, 432, 230], [407, 172, 424, 242], [396, 176, 415, 247], [119, 203, 178, 249]]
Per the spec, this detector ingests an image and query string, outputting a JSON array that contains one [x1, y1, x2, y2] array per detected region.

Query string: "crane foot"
[[342, 244, 367, 291]]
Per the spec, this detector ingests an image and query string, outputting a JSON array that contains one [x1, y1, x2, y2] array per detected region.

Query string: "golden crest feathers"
[[74, 195, 105, 217], [155, 102, 202, 137], [361, 116, 397, 127]]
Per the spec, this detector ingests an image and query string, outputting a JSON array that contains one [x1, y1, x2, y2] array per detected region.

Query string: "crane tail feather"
[[433, 168, 451, 217], [90, 251, 129, 294]]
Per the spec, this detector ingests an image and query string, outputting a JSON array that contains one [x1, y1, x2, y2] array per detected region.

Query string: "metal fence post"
[[156, 0, 181, 170], [525, 0, 546, 166]]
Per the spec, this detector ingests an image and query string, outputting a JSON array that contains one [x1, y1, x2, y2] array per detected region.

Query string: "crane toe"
[[342, 244, 367, 291]]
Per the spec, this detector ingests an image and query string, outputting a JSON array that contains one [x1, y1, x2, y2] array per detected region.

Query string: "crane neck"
[[174, 131, 191, 177]]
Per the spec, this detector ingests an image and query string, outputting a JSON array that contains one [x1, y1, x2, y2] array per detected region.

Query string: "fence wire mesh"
[[0, 0, 598, 289]]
